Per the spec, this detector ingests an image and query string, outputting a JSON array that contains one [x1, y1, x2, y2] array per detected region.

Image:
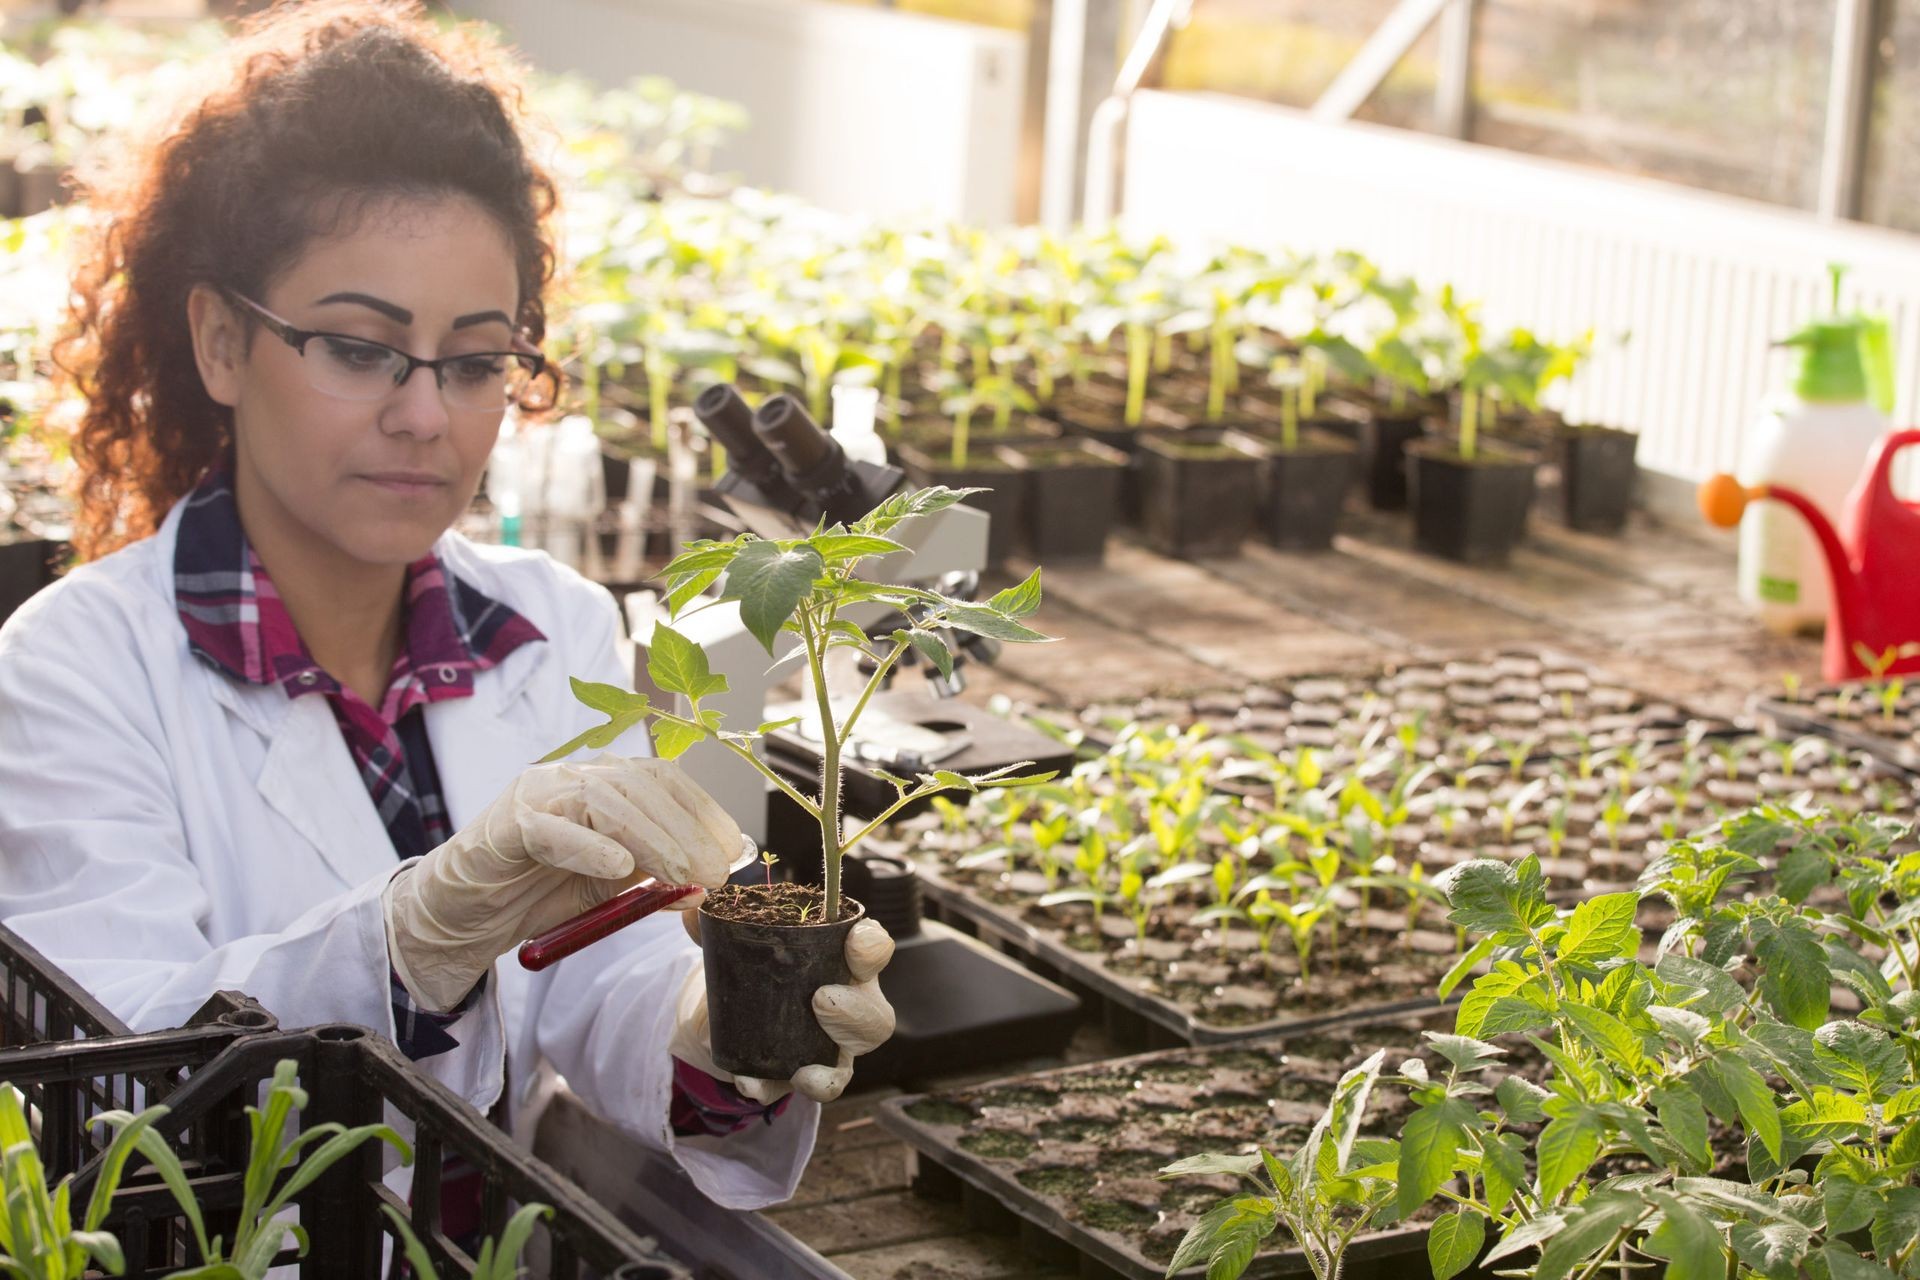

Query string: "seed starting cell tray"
[[1755, 683, 1920, 775], [1069, 647, 1723, 772], [878, 1011, 1454, 1280]]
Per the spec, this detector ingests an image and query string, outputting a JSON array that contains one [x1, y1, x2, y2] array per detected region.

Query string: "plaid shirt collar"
[[173, 468, 545, 703]]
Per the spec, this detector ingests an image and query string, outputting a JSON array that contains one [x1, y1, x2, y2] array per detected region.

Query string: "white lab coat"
[[0, 494, 817, 1209]]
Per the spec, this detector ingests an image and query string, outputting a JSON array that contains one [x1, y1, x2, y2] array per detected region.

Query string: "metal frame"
[[1056, 0, 1890, 226]]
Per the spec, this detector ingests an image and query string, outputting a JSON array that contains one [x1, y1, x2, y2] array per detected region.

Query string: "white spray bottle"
[[1737, 265, 1894, 634]]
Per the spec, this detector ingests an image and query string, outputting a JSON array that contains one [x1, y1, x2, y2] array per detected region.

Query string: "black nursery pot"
[[1263, 437, 1358, 551], [1137, 429, 1265, 559], [1554, 425, 1639, 534], [1407, 441, 1537, 565], [998, 439, 1129, 563], [700, 894, 868, 1080], [1362, 413, 1429, 510], [897, 445, 1027, 566]]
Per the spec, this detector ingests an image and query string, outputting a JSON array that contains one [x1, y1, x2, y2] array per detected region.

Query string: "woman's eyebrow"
[[314, 291, 411, 324], [453, 309, 513, 330]]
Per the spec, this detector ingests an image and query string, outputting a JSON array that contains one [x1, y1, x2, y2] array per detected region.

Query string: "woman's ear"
[[186, 284, 245, 408]]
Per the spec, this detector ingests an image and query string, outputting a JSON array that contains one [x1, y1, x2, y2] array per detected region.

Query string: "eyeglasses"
[[227, 291, 552, 412]]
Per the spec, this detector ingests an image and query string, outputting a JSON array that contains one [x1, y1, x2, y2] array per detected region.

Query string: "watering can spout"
[[1699, 473, 1867, 675]]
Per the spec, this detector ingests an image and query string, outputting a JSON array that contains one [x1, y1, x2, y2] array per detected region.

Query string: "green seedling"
[[759, 849, 780, 887], [553, 486, 1056, 922], [1030, 810, 1073, 889], [1499, 777, 1548, 845]]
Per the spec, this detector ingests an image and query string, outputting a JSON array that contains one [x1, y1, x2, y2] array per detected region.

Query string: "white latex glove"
[[385, 756, 739, 1011], [669, 919, 896, 1104]]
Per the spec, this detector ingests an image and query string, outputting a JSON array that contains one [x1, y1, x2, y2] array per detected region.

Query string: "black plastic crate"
[[0, 1022, 688, 1278], [0, 920, 138, 1045]]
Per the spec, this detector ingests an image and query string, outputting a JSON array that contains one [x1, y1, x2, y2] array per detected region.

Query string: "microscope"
[[622, 384, 1080, 1086]]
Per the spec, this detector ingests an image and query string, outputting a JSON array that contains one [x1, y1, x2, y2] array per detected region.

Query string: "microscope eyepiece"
[[752, 394, 834, 476]]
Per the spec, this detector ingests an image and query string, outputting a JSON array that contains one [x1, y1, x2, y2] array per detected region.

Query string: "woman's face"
[[192, 194, 521, 570]]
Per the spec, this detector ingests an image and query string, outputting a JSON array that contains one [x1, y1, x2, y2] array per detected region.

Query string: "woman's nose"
[[380, 364, 452, 440]]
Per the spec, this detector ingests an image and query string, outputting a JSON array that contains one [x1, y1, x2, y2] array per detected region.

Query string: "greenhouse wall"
[[455, 0, 1026, 224], [1122, 88, 1920, 488]]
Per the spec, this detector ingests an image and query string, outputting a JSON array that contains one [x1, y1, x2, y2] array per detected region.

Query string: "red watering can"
[[1700, 428, 1920, 682]]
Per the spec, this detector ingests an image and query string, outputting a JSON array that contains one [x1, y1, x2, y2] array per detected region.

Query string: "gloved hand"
[[669, 919, 896, 1104], [386, 756, 739, 1011]]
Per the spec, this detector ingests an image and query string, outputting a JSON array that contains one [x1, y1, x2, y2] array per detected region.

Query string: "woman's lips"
[[359, 473, 449, 497]]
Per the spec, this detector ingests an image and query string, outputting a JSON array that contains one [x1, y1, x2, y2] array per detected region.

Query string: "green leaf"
[[1646, 1005, 1712, 1046], [1562, 1002, 1648, 1074], [543, 679, 651, 762], [858, 485, 980, 535], [1532, 1191, 1646, 1280], [722, 539, 825, 653], [988, 568, 1044, 618], [1822, 1246, 1900, 1280], [648, 623, 729, 699], [1556, 893, 1638, 966], [896, 628, 955, 680], [1729, 1220, 1810, 1280], [1424, 1033, 1506, 1072], [1776, 841, 1832, 904], [1781, 1089, 1871, 1142], [811, 532, 908, 565], [1872, 1186, 1920, 1263], [1482, 1212, 1566, 1266], [1456, 963, 1539, 1040], [1652, 1084, 1712, 1173], [1537, 1111, 1603, 1203], [1395, 1099, 1471, 1219], [1427, 1211, 1487, 1280], [666, 566, 724, 616], [1753, 919, 1831, 1030], [652, 717, 710, 760], [1438, 935, 1496, 1000], [1815, 1021, 1908, 1103], [939, 600, 1051, 645], [1436, 857, 1553, 939], [1158, 1152, 1264, 1180], [1643, 1191, 1725, 1280], [1482, 1131, 1528, 1214], [1495, 1075, 1550, 1125], [1711, 1052, 1782, 1163], [1655, 953, 1746, 1017], [1825, 1174, 1881, 1236], [1165, 1197, 1277, 1277]]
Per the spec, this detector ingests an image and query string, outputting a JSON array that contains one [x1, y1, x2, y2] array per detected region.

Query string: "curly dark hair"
[[55, 0, 560, 560]]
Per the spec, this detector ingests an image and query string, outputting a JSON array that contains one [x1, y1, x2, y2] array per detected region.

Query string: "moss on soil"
[[1075, 1197, 1160, 1232], [1017, 1165, 1096, 1196], [960, 1129, 1036, 1160], [905, 1098, 976, 1127]]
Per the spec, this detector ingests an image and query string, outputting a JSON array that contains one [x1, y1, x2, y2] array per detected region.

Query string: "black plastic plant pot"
[[897, 444, 1027, 566], [1137, 429, 1265, 560], [1407, 442, 1537, 565], [1262, 438, 1358, 551], [699, 894, 867, 1080], [998, 439, 1129, 563], [1554, 425, 1638, 534], [1363, 412, 1429, 510], [843, 852, 923, 940]]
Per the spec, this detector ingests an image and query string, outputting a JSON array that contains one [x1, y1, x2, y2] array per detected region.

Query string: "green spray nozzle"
[[1774, 264, 1895, 413]]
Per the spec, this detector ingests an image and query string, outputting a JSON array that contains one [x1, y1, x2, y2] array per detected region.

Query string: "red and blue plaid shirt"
[[174, 469, 783, 1134]]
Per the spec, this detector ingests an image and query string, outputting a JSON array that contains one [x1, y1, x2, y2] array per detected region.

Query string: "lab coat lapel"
[[427, 658, 551, 832], [253, 692, 398, 890]]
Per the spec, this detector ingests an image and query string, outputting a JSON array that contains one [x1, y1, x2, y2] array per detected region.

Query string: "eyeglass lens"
[[307, 335, 537, 409]]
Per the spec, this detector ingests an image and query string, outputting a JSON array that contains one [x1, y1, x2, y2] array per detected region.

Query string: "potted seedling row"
[[1238, 365, 1357, 552], [1070, 649, 1705, 777], [549, 486, 1056, 1079]]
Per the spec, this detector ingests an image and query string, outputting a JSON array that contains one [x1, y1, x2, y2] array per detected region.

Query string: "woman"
[[0, 0, 892, 1211]]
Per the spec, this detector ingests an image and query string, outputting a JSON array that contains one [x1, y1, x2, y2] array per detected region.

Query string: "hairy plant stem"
[[802, 605, 844, 921]]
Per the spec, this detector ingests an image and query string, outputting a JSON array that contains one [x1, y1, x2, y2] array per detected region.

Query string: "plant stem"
[[1460, 388, 1479, 462], [804, 609, 845, 922], [1125, 323, 1149, 428], [648, 353, 670, 452], [952, 407, 972, 469]]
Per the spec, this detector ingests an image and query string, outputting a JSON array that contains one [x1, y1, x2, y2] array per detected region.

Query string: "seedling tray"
[[1071, 648, 1720, 774], [909, 853, 1452, 1048], [877, 1011, 1455, 1279], [1755, 683, 1920, 774]]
